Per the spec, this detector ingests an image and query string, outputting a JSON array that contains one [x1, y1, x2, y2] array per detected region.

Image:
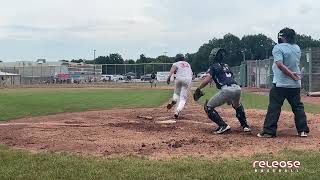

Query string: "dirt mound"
[[0, 100, 319, 159]]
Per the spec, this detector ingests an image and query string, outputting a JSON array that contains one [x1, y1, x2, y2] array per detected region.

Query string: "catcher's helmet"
[[209, 48, 227, 64], [175, 53, 185, 62], [278, 28, 296, 44]]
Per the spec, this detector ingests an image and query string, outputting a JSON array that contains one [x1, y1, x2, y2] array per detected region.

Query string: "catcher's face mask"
[[209, 48, 227, 64]]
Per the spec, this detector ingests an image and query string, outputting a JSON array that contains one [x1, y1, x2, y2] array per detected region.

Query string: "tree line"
[[69, 33, 320, 73]]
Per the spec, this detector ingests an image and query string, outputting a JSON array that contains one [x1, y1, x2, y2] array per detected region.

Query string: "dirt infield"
[[0, 100, 319, 159]]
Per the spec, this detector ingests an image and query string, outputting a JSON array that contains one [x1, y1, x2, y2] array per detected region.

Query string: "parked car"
[[125, 72, 137, 80], [101, 75, 124, 82], [101, 75, 111, 81], [116, 75, 124, 80], [140, 74, 152, 81], [197, 72, 208, 79]]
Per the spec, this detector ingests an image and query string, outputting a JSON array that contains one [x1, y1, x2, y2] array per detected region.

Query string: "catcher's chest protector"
[[209, 63, 237, 89]]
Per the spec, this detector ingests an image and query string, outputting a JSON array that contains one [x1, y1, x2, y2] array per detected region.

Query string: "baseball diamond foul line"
[[0, 120, 215, 127]]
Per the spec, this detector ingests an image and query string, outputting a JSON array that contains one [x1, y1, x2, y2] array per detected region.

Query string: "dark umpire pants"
[[263, 85, 310, 135]]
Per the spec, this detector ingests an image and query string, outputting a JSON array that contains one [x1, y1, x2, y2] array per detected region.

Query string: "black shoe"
[[257, 132, 276, 138], [174, 114, 179, 119], [214, 125, 231, 134], [167, 101, 177, 110], [174, 111, 180, 119], [297, 132, 308, 137]]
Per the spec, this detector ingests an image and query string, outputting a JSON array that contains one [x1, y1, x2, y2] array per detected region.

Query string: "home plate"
[[155, 120, 177, 124]]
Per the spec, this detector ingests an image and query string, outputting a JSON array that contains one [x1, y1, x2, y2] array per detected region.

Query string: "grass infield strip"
[[0, 146, 319, 180], [0, 88, 172, 121]]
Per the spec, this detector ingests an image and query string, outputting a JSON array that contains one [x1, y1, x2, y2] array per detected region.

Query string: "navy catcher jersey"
[[208, 63, 237, 89]]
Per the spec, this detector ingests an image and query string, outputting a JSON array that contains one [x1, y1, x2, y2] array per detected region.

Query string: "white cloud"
[[0, 0, 320, 60]]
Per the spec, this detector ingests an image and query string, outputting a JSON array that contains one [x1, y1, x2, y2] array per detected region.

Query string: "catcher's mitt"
[[193, 88, 204, 101]]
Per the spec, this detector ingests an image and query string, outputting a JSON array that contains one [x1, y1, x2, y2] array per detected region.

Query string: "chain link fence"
[[232, 47, 320, 93], [0, 65, 68, 85], [102, 63, 172, 77], [0, 63, 173, 86], [245, 59, 273, 89]]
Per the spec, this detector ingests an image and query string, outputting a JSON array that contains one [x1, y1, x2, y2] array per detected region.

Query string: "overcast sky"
[[0, 0, 319, 61]]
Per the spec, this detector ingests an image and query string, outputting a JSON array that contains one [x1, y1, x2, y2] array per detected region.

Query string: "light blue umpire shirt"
[[272, 43, 301, 88]]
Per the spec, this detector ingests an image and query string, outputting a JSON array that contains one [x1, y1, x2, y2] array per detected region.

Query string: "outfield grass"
[[1, 87, 320, 179], [0, 145, 319, 180], [0, 88, 172, 121], [200, 87, 320, 114]]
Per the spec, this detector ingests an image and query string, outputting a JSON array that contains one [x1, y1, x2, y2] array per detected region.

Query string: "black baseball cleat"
[[174, 111, 180, 119], [297, 131, 308, 137], [167, 101, 177, 110], [257, 132, 276, 138], [214, 125, 231, 134]]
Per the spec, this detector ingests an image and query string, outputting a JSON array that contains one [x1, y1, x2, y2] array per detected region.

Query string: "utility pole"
[[163, 51, 168, 71], [93, 50, 96, 79], [241, 50, 245, 63]]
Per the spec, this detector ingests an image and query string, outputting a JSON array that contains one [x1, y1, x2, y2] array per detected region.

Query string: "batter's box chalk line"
[[0, 122, 100, 127], [155, 120, 177, 124]]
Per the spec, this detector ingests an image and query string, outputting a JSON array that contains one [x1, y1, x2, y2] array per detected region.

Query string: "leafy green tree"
[[296, 34, 320, 49], [136, 54, 153, 63], [219, 33, 243, 66], [109, 53, 124, 64], [154, 55, 174, 63], [124, 59, 136, 64], [241, 34, 275, 60], [94, 56, 109, 64], [71, 59, 85, 63], [191, 43, 212, 73]]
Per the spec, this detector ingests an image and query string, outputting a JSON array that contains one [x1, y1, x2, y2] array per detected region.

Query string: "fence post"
[[20, 65, 23, 84], [135, 65, 137, 75], [257, 60, 260, 88], [32, 66, 34, 84], [256, 61, 258, 88], [308, 48, 312, 92]]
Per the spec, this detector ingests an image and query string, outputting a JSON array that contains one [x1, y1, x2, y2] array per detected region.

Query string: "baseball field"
[[0, 84, 320, 179]]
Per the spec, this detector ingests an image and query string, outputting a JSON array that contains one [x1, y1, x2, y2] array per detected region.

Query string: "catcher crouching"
[[193, 48, 251, 134]]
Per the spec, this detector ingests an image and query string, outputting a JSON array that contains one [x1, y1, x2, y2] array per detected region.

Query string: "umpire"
[[258, 27, 310, 138]]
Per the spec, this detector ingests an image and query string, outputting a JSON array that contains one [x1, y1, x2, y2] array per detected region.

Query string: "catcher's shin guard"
[[204, 100, 227, 126], [234, 104, 248, 127]]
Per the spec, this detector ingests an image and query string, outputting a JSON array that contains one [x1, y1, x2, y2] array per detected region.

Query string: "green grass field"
[[200, 87, 320, 114], [0, 145, 319, 180], [0, 88, 172, 121], [0, 87, 320, 179]]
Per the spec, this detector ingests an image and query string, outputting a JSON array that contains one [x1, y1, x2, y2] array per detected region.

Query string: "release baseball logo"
[[253, 160, 300, 173]]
